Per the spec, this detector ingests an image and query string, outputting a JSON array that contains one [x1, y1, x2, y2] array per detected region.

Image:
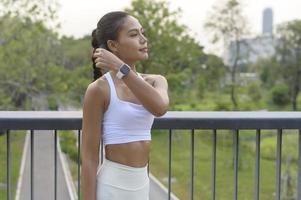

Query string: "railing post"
[[6, 130, 11, 200], [211, 129, 217, 200], [255, 129, 261, 200], [168, 129, 172, 200], [275, 129, 282, 200], [30, 130, 34, 200], [78, 130, 81, 200], [233, 130, 239, 200], [54, 130, 57, 200], [297, 129, 301, 199], [190, 129, 195, 200]]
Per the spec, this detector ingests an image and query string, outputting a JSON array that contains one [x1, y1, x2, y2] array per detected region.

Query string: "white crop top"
[[102, 72, 154, 146]]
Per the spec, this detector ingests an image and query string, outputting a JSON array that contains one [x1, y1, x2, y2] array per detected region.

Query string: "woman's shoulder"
[[84, 75, 109, 102], [140, 73, 167, 85], [140, 73, 166, 80]]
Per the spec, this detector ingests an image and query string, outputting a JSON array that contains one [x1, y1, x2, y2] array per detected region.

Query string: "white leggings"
[[96, 158, 149, 200]]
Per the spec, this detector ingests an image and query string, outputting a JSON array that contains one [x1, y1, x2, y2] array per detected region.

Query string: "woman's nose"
[[140, 34, 147, 43]]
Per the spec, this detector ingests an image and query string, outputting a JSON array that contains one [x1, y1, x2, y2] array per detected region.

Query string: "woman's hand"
[[93, 48, 124, 72]]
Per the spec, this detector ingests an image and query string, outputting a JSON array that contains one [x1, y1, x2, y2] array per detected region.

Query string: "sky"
[[57, 0, 301, 54]]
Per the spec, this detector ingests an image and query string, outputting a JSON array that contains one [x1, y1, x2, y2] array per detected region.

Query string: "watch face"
[[120, 64, 130, 74]]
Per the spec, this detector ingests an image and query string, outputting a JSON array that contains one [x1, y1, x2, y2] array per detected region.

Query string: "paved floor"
[[18, 131, 71, 200], [150, 174, 180, 200]]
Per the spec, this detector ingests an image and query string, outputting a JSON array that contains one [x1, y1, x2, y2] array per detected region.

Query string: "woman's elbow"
[[152, 103, 169, 117]]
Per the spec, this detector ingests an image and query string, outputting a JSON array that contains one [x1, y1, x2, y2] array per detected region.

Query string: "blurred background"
[[1, 0, 301, 112], [1, 0, 301, 199]]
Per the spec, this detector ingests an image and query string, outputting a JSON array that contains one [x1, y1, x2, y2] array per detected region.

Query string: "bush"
[[260, 133, 298, 162], [47, 96, 58, 110], [59, 131, 79, 164], [270, 84, 290, 106], [214, 99, 232, 111], [247, 81, 262, 102]]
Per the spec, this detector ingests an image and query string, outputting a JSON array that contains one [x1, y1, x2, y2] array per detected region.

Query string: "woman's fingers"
[[92, 48, 122, 71], [95, 62, 107, 70], [94, 56, 106, 68], [93, 52, 101, 59], [93, 48, 105, 58], [94, 57, 102, 63]]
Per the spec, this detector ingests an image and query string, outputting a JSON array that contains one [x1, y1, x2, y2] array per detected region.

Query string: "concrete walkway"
[[150, 174, 179, 200], [16, 131, 71, 200], [16, 130, 179, 200]]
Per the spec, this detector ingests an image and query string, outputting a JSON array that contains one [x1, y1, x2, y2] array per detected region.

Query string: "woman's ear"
[[107, 40, 118, 52]]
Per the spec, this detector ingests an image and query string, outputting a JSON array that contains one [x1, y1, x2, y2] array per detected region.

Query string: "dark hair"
[[91, 11, 129, 81]]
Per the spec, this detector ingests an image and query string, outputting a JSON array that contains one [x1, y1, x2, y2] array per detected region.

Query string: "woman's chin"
[[139, 54, 149, 60]]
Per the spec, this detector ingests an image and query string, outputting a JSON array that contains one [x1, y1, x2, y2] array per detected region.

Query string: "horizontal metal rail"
[[1, 111, 301, 130]]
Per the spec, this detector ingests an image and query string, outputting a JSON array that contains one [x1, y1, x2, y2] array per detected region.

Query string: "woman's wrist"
[[113, 60, 124, 72]]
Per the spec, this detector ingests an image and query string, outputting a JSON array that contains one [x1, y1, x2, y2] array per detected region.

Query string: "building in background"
[[223, 8, 278, 85], [262, 8, 273, 35]]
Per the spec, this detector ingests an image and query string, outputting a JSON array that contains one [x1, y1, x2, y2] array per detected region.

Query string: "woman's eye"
[[130, 34, 138, 37]]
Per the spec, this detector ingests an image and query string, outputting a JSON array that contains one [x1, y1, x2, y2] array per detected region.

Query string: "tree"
[[0, 0, 67, 110], [252, 57, 281, 89], [60, 35, 91, 70], [205, 0, 250, 110], [0, 15, 66, 109], [276, 20, 301, 110], [202, 54, 226, 91], [0, 0, 60, 29], [125, 0, 207, 106]]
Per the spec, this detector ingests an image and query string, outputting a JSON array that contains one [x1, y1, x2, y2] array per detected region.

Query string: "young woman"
[[81, 11, 169, 200]]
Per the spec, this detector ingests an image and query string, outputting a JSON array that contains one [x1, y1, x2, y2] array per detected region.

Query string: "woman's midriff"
[[105, 141, 150, 168]]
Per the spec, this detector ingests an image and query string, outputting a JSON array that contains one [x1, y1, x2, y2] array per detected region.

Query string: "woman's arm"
[[122, 72, 169, 117], [93, 49, 169, 117], [81, 81, 105, 200]]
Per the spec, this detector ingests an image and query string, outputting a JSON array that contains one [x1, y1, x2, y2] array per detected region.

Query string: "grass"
[[59, 128, 299, 199], [0, 131, 26, 200], [149, 129, 299, 200]]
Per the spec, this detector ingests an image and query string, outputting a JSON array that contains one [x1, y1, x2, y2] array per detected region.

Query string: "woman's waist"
[[105, 141, 150, 167], [102, 130, 151, 146]]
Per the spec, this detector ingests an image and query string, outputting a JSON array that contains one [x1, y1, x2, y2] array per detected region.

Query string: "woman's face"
[[114, 16, 148, 63]]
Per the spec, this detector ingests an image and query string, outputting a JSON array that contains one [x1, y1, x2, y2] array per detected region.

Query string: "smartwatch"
[[116, 64, 130, 79]]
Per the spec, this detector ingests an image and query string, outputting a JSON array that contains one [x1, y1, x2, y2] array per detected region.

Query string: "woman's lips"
[[139, 48, 148, 52]]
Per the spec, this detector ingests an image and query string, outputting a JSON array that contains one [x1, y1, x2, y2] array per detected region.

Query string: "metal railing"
[[1, 111, 301, 200]]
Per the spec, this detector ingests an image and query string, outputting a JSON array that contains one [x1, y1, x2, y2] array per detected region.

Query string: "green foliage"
[[2, 0, 300, 113], [0, 0, 60, 29], [276, 20, 301, 110], [203, 54, 226, 90], [47, 96, 58, 110], [150, 130, 279, 199], [205, 0, 249, 46], [270, 84, 290, 106], [0, 132, 26, 199], [214, 99, 232, 111], [0, 14, 64, 109], [260, 132, 298, 162], [205, 0, 250, 110], [247, 81, 262, 102], [255, 58, 281, 89], [196, 78, 206, 99], [59, 131, 79, 164], [60, 36, 91, 70], [0, 2, 92, 110]]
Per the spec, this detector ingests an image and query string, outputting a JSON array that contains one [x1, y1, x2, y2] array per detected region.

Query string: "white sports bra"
[[102, 72, 154, 146]]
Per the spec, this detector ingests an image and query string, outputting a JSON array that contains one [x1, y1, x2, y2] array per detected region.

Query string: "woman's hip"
[[96, 158, 149, 200]]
